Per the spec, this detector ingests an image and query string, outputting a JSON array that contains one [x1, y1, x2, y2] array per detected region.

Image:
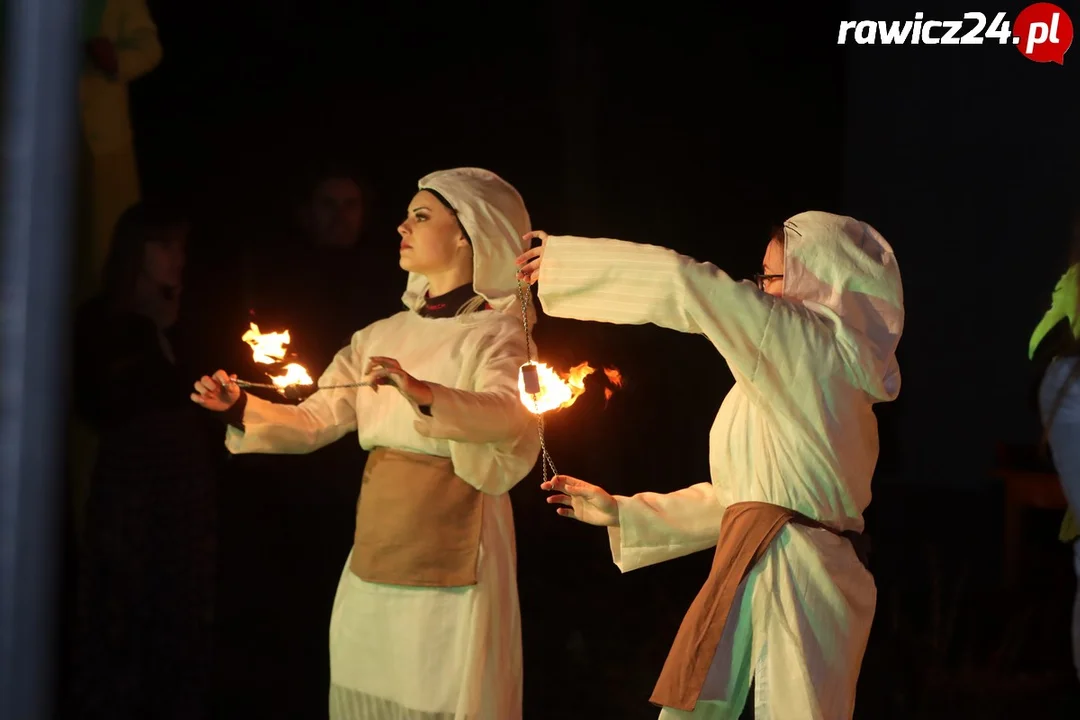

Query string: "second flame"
[[518, 361, 621, 415], [242, 322, 313, 388]]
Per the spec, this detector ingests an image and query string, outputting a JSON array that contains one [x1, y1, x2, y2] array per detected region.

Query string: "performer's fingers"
[[522, 230, 549, 244], [545, 475, 570, 494], [546, 494, 572, 507], [516, 262, 540, 283], [555, 507, 576, 519], [365, 369, 399, 388], [514, 247, 540, 265], [191, 392, 205, 404], [212, 369, 230, 387], [552, 474, 591, 496], [194, 376, 217, 395]]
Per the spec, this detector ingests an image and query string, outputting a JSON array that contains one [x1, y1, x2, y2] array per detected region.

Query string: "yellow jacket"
[[79, 0, 162, 155]]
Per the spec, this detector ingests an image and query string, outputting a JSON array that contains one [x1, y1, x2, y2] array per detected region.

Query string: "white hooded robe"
[[536, 211, 904, 719], [223, 168, 541, 719]]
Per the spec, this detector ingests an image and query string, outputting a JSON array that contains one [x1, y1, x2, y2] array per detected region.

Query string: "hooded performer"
[[516, 212, 904, 719], [192, 168, 541, 719]]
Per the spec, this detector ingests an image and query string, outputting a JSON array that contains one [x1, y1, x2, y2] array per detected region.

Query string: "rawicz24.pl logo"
[[837, 3, 1074, 64]]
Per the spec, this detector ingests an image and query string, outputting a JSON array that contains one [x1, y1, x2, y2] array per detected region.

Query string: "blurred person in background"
[[70, 201, 221, 720], [77, 0, 162, 301], [69, 0, 164, 548]]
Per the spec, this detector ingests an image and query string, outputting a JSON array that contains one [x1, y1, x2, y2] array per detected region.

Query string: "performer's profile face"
[[761, 238, 785, 297], [397, 190, 470, 275]]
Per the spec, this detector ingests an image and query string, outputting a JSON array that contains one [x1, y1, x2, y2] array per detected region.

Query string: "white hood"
[[781, 211, 904, 402], [402, 167, 535, 326]]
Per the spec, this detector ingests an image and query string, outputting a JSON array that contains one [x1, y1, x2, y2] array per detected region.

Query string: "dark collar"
[[419, 283, 491, 318]]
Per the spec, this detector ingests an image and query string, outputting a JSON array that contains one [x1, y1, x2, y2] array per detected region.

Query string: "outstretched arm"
[[193, 330, 367, 455], [528, 233, 834, 402], [542, 474, 724, 572], [608, 483, 724, 572]]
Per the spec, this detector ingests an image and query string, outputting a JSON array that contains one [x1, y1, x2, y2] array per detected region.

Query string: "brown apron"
[[350, 447, 485, 588], [649, 501, 870, 712]]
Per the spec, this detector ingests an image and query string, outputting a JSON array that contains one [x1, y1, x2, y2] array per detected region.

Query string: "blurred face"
[[142, 223, 187, 288], [397, 190, 470, 275], [760, 237, 785, 297], [311, 177, 364, 248]]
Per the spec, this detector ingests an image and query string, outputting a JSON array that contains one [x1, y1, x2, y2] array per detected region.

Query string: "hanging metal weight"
[[520, 362, 541, 395]]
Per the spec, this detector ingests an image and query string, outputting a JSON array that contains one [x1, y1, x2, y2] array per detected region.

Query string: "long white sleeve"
[[411, 320, 540, 495], [412, 327, 534, 445], [537, 235, 839, 403], [608, 482, 725, 572], [224, 334, 365, 455]]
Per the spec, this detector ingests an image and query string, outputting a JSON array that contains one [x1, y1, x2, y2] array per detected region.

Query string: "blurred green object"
[[1030, 263, 1080, 543]]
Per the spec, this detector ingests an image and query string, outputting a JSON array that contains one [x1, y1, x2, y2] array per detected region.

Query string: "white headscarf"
[[401, 167, 535, 326], [781, 211, 904, 402]]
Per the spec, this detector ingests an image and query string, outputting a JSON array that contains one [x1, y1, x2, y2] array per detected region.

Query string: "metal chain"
[[516, 281, 558, 483], [230, 379, 374, 391]]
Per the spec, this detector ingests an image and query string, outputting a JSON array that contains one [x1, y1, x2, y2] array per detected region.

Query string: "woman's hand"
[[515, 230, 549, 285], [363, 356, 434, 407], [191, 370, 241, 411], [540, 474, 620, 527]]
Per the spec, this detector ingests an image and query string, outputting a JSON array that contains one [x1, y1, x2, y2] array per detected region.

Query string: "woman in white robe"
[[192, 167, 541, 719], [515, 212, 904, 719]]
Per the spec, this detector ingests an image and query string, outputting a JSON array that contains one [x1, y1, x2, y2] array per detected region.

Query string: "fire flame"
[[242, 322, 290, 364], [602, 367, 624, 402], [270, 363, 314, 388], [242, 322, 313, 388], [518, 361, 622, 414]]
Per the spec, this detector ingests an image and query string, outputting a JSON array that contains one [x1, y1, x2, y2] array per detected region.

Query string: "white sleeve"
[[224, 330, 366, 455], [410, 320, 540, 494], [537, 235, 838, 404], [607, 483, 724, 572]]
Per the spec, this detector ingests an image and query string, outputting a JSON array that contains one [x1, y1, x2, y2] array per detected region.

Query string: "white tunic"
[[224, 308, 541, 719], [536, 212, 904, 720]]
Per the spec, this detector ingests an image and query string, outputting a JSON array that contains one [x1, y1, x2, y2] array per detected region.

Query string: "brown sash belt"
[[350, 447, 484, 588], [649, 501, 870, 712]]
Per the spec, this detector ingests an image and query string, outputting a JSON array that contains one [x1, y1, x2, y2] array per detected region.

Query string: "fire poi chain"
[[227, 281, 623, 484], [231, 314, 622, 418]]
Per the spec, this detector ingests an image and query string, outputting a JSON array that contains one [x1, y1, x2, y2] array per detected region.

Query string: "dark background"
[[77, 0, 1080, 717]]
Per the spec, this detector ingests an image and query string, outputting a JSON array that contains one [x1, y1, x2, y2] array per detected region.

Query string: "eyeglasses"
[[754, 273, 783, 291]]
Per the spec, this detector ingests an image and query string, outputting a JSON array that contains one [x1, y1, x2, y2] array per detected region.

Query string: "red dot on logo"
[[1014, 2, 1074, 64]]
